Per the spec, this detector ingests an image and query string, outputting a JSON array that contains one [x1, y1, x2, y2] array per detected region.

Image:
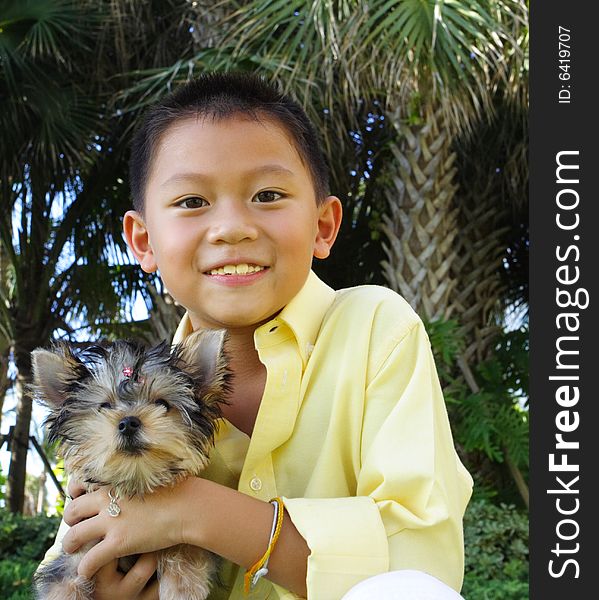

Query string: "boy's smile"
[[124, 115, 341, 331]]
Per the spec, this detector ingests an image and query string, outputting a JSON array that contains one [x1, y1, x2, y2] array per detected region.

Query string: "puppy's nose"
[[118, 415, 141, 436]]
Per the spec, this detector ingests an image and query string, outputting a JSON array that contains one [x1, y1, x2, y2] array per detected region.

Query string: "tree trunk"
[[145, 283, 185, 346], [7, 345, 33, 514], [0, 242, 12, 432], [458, 356, 529, 508], [380, 105, 529, 507], [450, 197, 510, 363], [0, 349, 9, 433], [37, 470, 47, 514], [380, 106, 459, 321], [380, 107, 514, 360]]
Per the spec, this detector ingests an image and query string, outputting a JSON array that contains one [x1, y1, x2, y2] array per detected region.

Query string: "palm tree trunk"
[[0, 242, 11, 432], [7, 344, 34, 513], [451, 196, 509, 363], [0, 348, 9, 433], [381, 108, 515, 359], [380, 106, 529, 507], [380, 106, 459, 321]]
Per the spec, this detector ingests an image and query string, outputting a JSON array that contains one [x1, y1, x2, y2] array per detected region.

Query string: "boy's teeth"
[[209, 264, 264, 275]]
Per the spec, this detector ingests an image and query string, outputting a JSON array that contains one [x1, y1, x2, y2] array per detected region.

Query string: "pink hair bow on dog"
[[122, 366, 144, 384]]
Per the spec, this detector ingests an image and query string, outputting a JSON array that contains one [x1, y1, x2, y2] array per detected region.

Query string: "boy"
[[47, 72, 472, 599]]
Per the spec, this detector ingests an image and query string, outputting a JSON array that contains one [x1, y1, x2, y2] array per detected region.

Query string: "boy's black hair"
[[129, 72, 330, 212]]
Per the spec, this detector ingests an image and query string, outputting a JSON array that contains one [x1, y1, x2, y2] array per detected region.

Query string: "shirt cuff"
[[281, 496, 388, 599], [37, 517, 69, 569]]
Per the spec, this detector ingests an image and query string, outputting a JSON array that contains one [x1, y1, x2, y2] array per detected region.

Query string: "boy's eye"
[[254, 190, 282, 203], [177, 196, 208, 209]]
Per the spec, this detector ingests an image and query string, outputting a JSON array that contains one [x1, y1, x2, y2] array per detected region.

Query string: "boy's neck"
[[221, 325, 268, 437], [225, 326, 263, 373]]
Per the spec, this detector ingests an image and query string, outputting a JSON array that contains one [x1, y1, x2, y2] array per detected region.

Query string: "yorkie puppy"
[[31, 329, 229, 600]]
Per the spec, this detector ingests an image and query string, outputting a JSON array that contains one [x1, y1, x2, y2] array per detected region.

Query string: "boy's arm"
[[279, 320, 473, 597], [62, 317, 471, 598], [62, 476, 310, 597], [182, 478, 311, 596]]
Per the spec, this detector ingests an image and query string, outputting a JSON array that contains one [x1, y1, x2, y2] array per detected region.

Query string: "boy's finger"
[[67, 478, 86, 499], [77, 539, 117, 579], [63, 491, 103, 526], [94, 558, 121, 585], [63, 515, 105, 555], [123, 552, 158, 596], [139, 579, 160, 600]]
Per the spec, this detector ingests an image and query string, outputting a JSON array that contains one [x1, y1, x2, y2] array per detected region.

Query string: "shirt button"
[[250, 477, 262, 491]]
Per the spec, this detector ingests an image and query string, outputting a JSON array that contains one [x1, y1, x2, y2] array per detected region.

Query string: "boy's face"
[[124, 115, 341, 331]]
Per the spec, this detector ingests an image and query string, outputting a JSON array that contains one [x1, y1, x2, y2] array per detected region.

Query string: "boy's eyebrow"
[[160, 164, 295, 187]]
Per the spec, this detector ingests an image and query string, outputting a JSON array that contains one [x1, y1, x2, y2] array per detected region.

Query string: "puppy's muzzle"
[[118, 415, 142, 437], [118, 415, 145, 453]]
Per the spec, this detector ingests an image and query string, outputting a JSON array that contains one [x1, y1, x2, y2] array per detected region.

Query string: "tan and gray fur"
[[31, 329, 229, 600]]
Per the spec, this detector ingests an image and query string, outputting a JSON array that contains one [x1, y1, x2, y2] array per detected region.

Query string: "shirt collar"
[[172, 270, 336, 367], [262, 270, 335, 366]]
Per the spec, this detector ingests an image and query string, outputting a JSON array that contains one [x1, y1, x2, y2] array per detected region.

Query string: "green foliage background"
[[0, 500, 528, 599], [463, 501, 528, 599], [0, 512, 60, 599], [1, 0, 529, 596]]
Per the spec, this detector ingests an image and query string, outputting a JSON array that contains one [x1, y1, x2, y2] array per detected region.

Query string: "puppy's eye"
[[155, 399, 170, 410], [99, 402, 112, 410]]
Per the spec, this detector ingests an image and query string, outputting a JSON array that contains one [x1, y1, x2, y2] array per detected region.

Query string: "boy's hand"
[[93, 554, 159, 600], [62, 479, 191, 578], [67, 478, 86, 499]]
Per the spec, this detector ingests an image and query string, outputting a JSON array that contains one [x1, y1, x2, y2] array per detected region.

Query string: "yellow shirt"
[[174, 271, 473, 599], [43, 271, 472, 599]]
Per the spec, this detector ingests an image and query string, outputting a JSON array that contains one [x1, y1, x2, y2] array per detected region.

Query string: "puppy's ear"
[[31, 345, 84, 408], [176, 329, 230, 403]]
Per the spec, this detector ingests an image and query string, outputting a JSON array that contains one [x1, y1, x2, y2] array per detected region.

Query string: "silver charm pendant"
[[107, 489, 121, 517]]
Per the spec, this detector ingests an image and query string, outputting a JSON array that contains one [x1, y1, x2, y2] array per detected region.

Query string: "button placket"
[[240, 330, 302, 500]]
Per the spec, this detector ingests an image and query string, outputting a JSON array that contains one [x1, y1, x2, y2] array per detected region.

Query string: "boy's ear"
[[123, 210, 158, 273], [313, 196, 343, 260]]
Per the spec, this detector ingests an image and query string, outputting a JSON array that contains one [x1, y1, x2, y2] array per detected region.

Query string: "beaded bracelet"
[[244, 497, 285, 594]]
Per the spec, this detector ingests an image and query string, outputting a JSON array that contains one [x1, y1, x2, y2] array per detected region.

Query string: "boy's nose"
[[205, 202, 259, 244]]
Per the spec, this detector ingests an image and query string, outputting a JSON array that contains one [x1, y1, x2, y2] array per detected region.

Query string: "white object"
[[341, 570, 466, 600]]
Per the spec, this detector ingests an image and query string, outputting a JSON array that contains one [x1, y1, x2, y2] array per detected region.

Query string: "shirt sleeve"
[[282, 321, 473, 599], [38, 512, 70, 568]]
